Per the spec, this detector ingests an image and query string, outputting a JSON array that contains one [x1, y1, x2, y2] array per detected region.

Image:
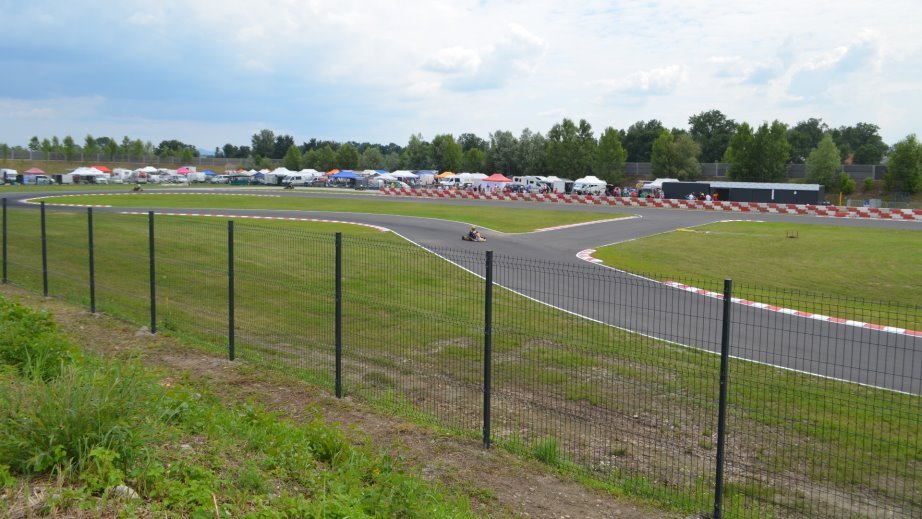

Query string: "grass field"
[[592, 221, 922, 329], [33, 193, 626, 233], [2, 206, 919, 518]]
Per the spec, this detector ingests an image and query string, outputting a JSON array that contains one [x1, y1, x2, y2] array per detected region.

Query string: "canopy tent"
[[176, 167, 192, 174], [72, 167, 107, 176], [202, 170, 217, 176], [390, 170, 418, 179], [480, 173, 513, 191], [138, 166, 159, 173], [90, 165, 112, 173], [435, 171, 455, 179], [483, 173, 512, 182], [327, 169, 340, 175], [24, 167, 45, 174], [329, 170, 361, 179]]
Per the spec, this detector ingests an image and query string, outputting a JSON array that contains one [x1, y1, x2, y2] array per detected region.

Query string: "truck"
[[440, 173, 486, 189], [0, 168, 17, 184]]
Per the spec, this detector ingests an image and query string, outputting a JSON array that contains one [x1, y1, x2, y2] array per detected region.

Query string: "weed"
[[532, 437, 560, 467]]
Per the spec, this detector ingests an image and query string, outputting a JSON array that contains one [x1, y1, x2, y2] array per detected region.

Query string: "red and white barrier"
[[381, 188, 922, 221]]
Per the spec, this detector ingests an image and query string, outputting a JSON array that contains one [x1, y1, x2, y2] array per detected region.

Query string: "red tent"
[[91, 165, 112, 173], [483, 173, 512, 182], [24, 167, 45, 174]]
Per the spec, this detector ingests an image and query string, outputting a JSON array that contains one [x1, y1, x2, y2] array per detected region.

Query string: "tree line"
[[3, 110, 919, 193]]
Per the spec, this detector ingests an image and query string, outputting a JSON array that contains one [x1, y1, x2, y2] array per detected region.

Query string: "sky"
[[1, 0, 920, 153]]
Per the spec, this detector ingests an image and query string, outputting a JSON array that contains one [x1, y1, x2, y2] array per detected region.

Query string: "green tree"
[[461, 148, 485, 172], [273, 134, 295, 159], [832, 122, 887, 164], [593, 127, 627, 184], [51, 136, 62, 155], [400, 134, 432, 169], [180, 147, 194, 163], [724, 120, 790, 182], [28, 136, 40, 152], [884, 134, 922, 193], [131, 139, 145, 160], [383, 152, 401, 171], [83, 135, 99, 161], [853, 143, 884, 165], [545, 118, 595, 178], [0, 143, 9, 162], [120, 136, 132, 156], [41, 138, 53, 159], [335, 143, 359, 169], [622, 120, 665, 162], [104, 139, 119, 160], [316, 145, 336, 171], [358, 147, 385, 170], [431, 134, 463, 172], [251, 129, 275, 160], [283, 145, 302, 170], [484, 130, 518, 176], [517, 129, 548, 176], [687, 110, 737, 163], [651, 131, 701, 180], [786, 118, 828, 163], [805, 134, 843, 190], [457, 133, 487, 152]]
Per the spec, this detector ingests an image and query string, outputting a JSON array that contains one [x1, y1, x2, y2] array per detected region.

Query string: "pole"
[[335, 232, 343, 398], [228, 220, 235, 360], [148, 211, 156, 334], [483, 250, 494, 449], [40, 201, 48, 297], [713, 279, 733, 519], [88, 208, 96, 313], [2, 198, 7, 284]]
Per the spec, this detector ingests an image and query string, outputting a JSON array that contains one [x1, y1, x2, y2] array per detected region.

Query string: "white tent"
[[390, 170, 418, 179]]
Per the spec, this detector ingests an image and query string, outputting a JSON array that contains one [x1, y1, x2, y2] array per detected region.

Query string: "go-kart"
[[462, 234, 487, 242]]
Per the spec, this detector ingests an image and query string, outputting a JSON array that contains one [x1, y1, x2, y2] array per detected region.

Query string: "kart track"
[[10, 187, 922, 395]]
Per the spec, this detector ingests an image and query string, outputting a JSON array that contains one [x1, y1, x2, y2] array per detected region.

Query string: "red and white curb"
[[534, 215, 639, 232], [576, 249, 921, 338], [117, 211, 391, 232]]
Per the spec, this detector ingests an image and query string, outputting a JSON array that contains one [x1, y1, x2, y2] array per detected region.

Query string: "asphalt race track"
[[8, 187, 922, 394]]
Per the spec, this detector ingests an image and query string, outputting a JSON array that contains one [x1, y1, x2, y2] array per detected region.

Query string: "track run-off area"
[[10, 187, 922, 395]]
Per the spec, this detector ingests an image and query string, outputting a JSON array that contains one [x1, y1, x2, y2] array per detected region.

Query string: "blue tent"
[[202, 170, 217, 176], [329, 170, 361, 179]]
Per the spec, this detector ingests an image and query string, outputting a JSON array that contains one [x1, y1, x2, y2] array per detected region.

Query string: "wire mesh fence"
[[1, 200, 919, 518]]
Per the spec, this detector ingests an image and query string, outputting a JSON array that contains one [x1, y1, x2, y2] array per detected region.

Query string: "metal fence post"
[[335, 232, 343, 398], [483, 250, 494, 449], [2, 198, 6, 284], [713, 279, 733, 519], [228, 220, 235, 361], [40, 201, 48, 297], [88, 208, 96, 313], [148, 211, 156, 334]]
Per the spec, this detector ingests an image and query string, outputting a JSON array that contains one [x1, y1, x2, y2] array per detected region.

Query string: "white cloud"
[[593, 65, 688, 96], [424, 47, 482, 74]]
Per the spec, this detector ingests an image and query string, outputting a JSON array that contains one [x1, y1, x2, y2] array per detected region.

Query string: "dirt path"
[[1, 285, 679, 519]]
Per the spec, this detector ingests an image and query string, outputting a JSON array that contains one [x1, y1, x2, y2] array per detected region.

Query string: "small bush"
[[0, 360, 162, 475], [864, 177, 874, 192], [0, 296, 77, 380], [532, 437, 560, 466], [840, 173, 856, 195]]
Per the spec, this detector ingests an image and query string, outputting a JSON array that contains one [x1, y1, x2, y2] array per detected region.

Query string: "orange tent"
[[436, 171, 456, 178]]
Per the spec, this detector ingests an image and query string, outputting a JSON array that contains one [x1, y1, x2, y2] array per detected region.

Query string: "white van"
[[1, 168, 19, 184], [572, 176, 607, 195], [281, 173, 317, 186]]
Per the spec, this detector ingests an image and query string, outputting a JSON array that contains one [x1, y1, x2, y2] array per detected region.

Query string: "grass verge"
[[35, 193, 627, 232], [0, 294, 478, 517]]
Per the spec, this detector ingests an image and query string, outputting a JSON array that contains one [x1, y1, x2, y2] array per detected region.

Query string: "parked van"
[[281, 173, 317, 186], [1, 168, 18, 184], [572, 176, 607, 195], [128, 171, 149, 184]]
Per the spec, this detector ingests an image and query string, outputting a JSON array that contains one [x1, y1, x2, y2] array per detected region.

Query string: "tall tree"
[[517, 129, 548, 177], [786, 118, 828, 163], [28, 136, 40, 152], [832, 122, 888, 164], [0, 143, 9, 161], [724, 120, 791, 182], [273, 134, 295, 159], [283, 145, 302, 171], [651, 131, 702, 180], [62, 135, 77, 160], [251, 129, 276, 159], [461, 148, 485, 173], [120, 136, 132, 156], [41, 138, 53, 159], [805, 134, 843, 190], [103, 138, 118, 160], [687, 110, 737, 163], [401, 134, 433, 169], [431, 134, 463, 172], [484, 130, 519, 176], [884, 134, 922, 193], [593, 127, 627, 184], [131, 139, 145, 160], [358, 147, 385, 170], [545, 118, 595, 178], [83, 135, 99, 161], [458, 133, 487, 153], [316, 145, 337, 172], [335, 143, 359, 169], [622, 120, 665, 162]]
